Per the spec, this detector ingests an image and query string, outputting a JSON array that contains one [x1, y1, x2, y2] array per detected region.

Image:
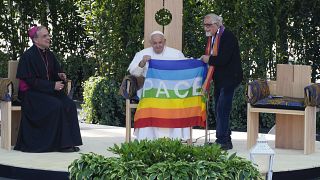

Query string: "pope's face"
[[150, 34, 166, 54], [34, 28, 51, 49]]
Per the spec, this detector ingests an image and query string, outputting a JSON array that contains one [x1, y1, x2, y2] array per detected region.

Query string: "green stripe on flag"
[[142, 87, 202, 99]]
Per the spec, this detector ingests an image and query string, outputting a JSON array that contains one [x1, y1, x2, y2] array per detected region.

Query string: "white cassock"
[[127, 46, 191, 141]]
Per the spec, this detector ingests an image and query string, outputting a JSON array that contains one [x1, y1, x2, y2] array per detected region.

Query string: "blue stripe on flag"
[[146, 67, 205, 80], [149, 59, 206, 70]]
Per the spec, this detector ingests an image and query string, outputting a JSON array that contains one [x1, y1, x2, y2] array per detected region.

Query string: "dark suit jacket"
[[208, 29, 243, 89]]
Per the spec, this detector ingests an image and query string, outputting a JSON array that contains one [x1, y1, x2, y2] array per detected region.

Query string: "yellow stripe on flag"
[[137, 96, 205, 109]]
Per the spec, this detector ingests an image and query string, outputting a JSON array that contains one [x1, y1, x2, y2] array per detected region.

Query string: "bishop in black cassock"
[[14, 25, 82, 152]]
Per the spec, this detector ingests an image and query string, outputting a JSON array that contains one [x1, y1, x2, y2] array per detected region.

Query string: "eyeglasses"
[[203, 23, 217, 28]]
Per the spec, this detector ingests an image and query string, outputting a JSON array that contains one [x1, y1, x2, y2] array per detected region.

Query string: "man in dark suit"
[[14, 25, 83, 153], [201, 13, 243, 150]]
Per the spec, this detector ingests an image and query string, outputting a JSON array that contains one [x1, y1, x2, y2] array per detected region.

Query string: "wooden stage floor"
[[0, 122, 320, 179]]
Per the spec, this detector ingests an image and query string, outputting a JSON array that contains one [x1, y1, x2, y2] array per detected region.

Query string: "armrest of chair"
[[304, 83, 320, 106], [119, 75, 145, 100], [0, 78, 13, 102], [60, 80, 72, 96], [247, 80, 270, 104], [67, 80, 72, 95]]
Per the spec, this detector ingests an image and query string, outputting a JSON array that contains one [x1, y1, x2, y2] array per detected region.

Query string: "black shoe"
[[59, 146, 80, 152], [73, 146, 80, 152], [206, 141, 233, 150], [217, 141, 233, 150]]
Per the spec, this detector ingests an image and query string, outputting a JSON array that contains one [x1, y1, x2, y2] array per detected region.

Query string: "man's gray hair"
[[205, 13, 223, 27], [33, 26, 47, 39]]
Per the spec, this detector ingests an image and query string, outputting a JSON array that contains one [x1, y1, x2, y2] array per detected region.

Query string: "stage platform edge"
[[0, 123, 319, 180]]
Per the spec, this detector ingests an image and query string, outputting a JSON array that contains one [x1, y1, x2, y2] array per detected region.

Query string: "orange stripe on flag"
[[134, 107, 202, 119]]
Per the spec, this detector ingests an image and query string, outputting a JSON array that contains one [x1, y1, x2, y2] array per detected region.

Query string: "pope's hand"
[[139, 55, 151, 67]]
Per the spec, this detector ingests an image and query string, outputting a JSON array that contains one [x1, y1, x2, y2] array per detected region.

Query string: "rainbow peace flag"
[[134, 59, 207, 128]]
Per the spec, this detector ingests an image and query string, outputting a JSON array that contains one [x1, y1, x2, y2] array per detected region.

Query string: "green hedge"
[[81, 76, 125, 126], [68, 139, 262, 179], [0, 51, 9, 78]]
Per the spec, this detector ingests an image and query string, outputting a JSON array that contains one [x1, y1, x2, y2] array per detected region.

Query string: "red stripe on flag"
[[135, 117, 206, 128]]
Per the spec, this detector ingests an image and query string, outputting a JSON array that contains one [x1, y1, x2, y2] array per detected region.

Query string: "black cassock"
[[14, 45, 82, 152]]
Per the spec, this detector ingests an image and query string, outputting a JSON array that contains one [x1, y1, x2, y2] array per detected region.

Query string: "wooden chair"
[[0, 60, 21, 150], [247, 64, 318, 154], [125, 81, 138, 142], [0, 60, 71, 150]]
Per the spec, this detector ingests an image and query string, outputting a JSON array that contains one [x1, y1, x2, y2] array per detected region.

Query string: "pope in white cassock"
[[127, 30, 190, 141]]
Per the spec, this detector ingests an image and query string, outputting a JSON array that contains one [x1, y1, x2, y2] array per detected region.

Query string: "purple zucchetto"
[[28, 25, 38, 39]]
